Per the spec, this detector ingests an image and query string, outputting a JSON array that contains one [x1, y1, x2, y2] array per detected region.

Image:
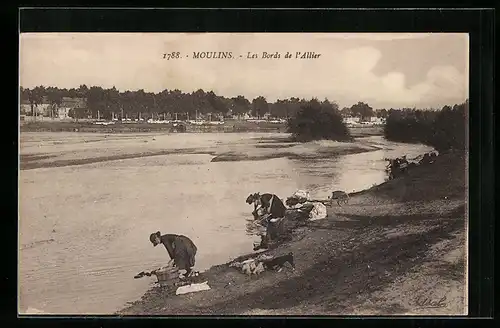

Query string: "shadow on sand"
[[191, 208, 465, 315]]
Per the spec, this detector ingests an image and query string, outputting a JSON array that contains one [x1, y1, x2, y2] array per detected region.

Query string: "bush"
[[384, 101, 467, 153], [286, 99, 352, 142]]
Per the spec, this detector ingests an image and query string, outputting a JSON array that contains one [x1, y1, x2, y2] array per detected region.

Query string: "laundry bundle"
[[285, 190, 328, 221], [229, 258, 265, 276], [229, 252, 295, 276], [285, 189, 311, 207]]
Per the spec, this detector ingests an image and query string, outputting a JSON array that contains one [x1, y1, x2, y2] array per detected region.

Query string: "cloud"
[[321, 33, 436, 41], [343, 47, 382, 74], [19, 33, 468, 108]]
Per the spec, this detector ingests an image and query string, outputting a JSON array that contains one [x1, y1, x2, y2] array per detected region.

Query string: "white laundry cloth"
[[293, 190, 311, 200], [175, 281, 211, 295], [309, 202, 327, 221]]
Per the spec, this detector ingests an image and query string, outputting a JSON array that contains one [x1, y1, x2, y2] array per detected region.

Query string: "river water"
[[18, 132, 433, 314]]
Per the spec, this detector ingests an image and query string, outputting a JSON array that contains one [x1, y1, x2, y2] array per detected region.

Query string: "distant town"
[[20, 94, 386, 128]]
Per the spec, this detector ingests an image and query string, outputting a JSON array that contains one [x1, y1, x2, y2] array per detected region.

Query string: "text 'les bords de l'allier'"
[[162, 51, 321, 60]]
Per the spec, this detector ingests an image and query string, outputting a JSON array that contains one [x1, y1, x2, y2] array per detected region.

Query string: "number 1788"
[[163, 52, 181, 60]]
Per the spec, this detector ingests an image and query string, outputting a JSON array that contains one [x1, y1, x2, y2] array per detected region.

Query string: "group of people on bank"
[[148, 191, 291, 277], [385, 151, 438, 180], [148, 150, 439, 277]]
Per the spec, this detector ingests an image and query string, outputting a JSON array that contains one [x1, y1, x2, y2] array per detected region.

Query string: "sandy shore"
[[20, 133, 382, 170], [118, 151, 467, 316]]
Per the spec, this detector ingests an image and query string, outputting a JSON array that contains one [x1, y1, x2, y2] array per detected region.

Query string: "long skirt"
[[264, 217, 286, 242], [172, 236, 197, 271]]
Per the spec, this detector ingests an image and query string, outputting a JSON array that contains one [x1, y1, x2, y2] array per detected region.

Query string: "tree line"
[[20, 85, 319, 120], [20, 85, 466, 150], [384, 100, 468, 152], [20, 85, 388, 120], [288, 98, 467, 147]]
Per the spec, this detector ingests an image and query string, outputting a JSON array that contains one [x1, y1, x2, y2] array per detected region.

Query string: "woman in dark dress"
[[246, 192, 287, 248], [149, 231, 197, 276], [246, 192, 287, 220]]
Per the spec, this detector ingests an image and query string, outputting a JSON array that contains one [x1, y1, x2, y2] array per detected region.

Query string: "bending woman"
[[246, 192, 287, 221], [149, 231, 197, 276], [246, 193, 287, 248]]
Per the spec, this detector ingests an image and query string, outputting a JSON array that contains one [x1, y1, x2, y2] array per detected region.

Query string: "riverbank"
[[118, 151, 467, 316], [20, 120, 383, 136], [20, 120, 285, 133]]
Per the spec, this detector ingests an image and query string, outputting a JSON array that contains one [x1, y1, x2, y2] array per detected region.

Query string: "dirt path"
[[119, 152, 467, 316]]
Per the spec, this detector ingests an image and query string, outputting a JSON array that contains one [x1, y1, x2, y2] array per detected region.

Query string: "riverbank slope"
[[119, 151, 467, 316]]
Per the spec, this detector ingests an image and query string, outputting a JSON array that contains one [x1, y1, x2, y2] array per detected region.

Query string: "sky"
[[19, 33, 469, 109]]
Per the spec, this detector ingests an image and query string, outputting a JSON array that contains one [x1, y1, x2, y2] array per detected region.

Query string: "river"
[[18, 132, 433, 314]]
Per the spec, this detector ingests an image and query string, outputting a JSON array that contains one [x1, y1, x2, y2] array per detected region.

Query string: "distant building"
[[60, 97, 86, 109], [58, 97, 87, 119], [343, 116, 385, 126], [231, 112, 251, 120], [343, 116, 360, 124], [205, 112, 224, 121], [19, 98, 49, 116], [58, 107, 70, 119], [370, 117, 386, 125], [20, 101, 32, 115]]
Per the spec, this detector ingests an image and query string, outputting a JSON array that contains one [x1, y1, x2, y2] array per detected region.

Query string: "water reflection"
[[288, 137, 433, 200]]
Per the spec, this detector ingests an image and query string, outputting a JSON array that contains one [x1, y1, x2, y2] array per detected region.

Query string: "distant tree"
[[87, 86, 106, 118], [20, 87, 31, 115], [376, 108, 388, 118], [283, 98, 303, 118], [287, 98, 351, 142], [269, 99, 287, 118], [67, 88, 78, 98], [430, 101, 467, 152], [46, 87, 63, 118], [340, 107, 352, 117], [20, 87, 29, 102], [350, 102, 374, 121], [77, 84, 89, 98], [231, 95, 251, 116], [252, 96, 268, 118], [384, 100, 467, 153], [28, 88, 43, 117], [321, 98, 340, 113], [206, 91, 227, 116]]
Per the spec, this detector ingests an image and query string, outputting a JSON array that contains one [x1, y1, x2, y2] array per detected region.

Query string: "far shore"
[[20, 119, 384, 137]]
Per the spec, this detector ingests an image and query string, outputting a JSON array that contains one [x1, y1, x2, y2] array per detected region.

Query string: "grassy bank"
[[20, 120, 286, 133], [118, 151, 467, 315]]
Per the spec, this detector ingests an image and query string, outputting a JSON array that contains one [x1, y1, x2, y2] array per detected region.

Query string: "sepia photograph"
[[19, 32, 469, 316]]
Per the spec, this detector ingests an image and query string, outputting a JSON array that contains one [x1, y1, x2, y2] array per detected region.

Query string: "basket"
[[153, 265, 180, 285]]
